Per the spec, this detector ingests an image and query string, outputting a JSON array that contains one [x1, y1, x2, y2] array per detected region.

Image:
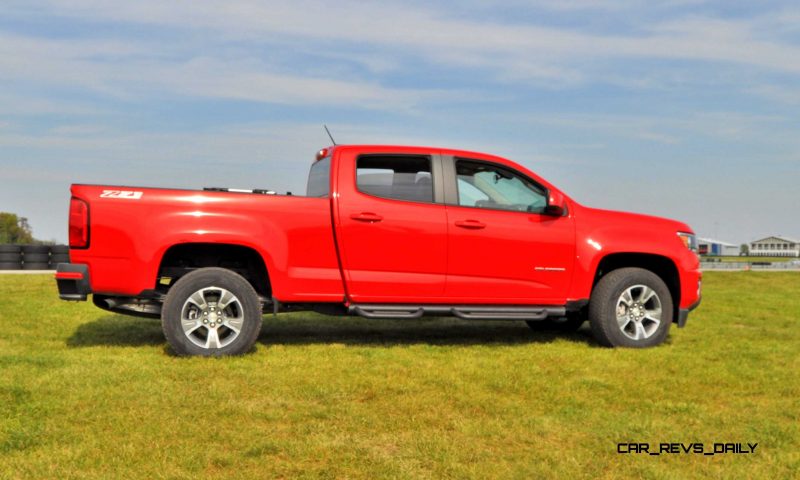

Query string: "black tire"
[[589, 268, 673, 348], [50, 254, 71, 263], [526, 312, 585, 332], [0, 253, 22, 262], [21, 245, 50, 254], [0, 262, 22, 270], [22, 262, 50, 270], [22, 253, 49, 262], [161, 268, 262, 357], [50, 245, 70, 254], [0, 245, 22, 253]]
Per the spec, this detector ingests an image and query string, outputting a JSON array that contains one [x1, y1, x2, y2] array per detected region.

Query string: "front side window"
[[356, 155, 433, 203], [455, 159, 547, 213]]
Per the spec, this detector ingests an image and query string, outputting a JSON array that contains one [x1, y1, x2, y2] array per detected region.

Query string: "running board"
[[350, 304, 566, 321]]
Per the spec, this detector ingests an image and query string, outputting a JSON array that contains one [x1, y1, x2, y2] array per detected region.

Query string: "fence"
[[4, 244, 798, 272], [701, 261, 800, 271], [0, 245, 70, 270]]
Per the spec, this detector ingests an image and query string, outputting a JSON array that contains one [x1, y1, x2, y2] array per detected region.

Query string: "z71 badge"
[[100, 190, 143, 199]]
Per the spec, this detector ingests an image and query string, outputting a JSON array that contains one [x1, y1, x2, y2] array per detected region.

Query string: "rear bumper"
[[677, 296, 701, 328], [55, 263, 91, 301]]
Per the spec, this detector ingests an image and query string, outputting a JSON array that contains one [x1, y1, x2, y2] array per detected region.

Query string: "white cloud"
[[0, 0, 798, 121], [749, 84, 800, 105], [3, 0, 798, 97], [0, 92, 108, 116], [0, 33, 460, 110], [12, 0, 800, 74]]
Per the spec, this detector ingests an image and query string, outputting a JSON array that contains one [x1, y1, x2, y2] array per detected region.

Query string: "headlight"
[[677, 232, 697, 252]]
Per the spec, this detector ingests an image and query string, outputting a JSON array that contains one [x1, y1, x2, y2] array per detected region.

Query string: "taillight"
[[69, 197, 89, 248]]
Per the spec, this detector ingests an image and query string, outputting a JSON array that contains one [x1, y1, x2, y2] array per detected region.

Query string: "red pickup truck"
[[56, 145, 701, 355]]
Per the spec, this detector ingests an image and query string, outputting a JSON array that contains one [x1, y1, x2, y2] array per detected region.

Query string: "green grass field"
[[1, 273, 798, 479]]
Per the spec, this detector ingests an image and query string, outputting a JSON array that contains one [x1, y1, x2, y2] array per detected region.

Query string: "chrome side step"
[[349, 304, 566, 321]]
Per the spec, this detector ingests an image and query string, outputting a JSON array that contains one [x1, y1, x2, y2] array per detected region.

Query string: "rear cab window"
[[356, 155, 433, 203], [306, 156, 331, 197]]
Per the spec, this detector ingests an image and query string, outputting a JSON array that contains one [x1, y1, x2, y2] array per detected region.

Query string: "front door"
[[444, 157, 575, 304]]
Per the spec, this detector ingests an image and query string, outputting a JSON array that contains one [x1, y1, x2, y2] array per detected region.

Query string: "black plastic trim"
[[431, 154, 445, 204], [441, 154, 459, 205], [353, 305, 425, 319], [93, 295, 161, 318], [677, 296, 702, 328], [349, 304, 566, 321], [565, 299, 589, 312], [56, 263, 91, 301]]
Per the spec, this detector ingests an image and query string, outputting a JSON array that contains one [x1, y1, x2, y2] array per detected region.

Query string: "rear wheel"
[[161, 268, 263, 356], [589, 268, 673, 348]]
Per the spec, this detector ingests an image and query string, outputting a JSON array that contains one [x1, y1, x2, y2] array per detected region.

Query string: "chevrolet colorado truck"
[[56, 145, 701, 356]]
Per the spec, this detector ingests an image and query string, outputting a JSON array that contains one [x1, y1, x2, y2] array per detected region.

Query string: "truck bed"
[[69, 184, 345, 301]]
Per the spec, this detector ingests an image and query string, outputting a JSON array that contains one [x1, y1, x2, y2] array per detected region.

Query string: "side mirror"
[[544, 191, 567, 216]]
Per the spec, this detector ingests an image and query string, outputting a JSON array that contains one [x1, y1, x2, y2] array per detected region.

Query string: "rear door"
[[444, 156, 575, 304], [334, 148, 448, 302]]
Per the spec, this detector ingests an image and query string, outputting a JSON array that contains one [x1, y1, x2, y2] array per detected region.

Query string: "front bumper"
[[55, 263, 91, 301], [677, 296, 701, 328]]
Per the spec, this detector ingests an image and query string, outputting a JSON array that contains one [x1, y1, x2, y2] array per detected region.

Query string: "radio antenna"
[[324, 124, 337, 145]]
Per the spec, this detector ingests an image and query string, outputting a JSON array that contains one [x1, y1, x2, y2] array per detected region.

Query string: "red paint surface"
[[55, 271, 83, 280], [67, 145, 701, 309]]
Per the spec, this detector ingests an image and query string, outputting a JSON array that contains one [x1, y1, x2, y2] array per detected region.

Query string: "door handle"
[[454, 220, 486, 229], [350, 212, 384, 222]]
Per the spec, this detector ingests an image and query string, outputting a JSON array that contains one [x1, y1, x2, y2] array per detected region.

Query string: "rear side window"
[[356, 155, 433, 203], [306, 156, 331, 197]]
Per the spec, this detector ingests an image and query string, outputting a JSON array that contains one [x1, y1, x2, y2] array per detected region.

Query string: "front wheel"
[[588, 268, 673, 348], [161, 268, 263, 356]]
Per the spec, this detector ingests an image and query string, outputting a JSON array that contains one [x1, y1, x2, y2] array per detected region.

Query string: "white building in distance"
[[698, 238, 739, 256], [749, 236, 800, 257]]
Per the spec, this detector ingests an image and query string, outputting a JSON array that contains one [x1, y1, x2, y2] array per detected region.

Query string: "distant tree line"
[[0, 212, 52, 245]]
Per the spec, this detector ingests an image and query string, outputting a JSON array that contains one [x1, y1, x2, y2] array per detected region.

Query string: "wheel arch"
[[592, 252, 680, 323], [156, 242, 272, 298]]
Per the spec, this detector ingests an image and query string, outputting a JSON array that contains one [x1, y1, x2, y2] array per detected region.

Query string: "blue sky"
[[1, 0, 799, 244]]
